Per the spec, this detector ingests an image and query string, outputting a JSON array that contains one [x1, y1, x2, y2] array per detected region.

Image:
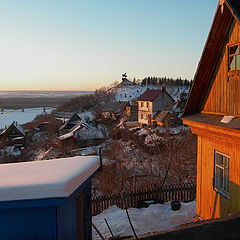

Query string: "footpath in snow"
[[92, 200, 196, 239]]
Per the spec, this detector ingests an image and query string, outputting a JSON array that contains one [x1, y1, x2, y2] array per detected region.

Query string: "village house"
[[102, 101, 130, 119], [58, 113, 82, 135], [183, 0, 240, 220], [0, 121, 25, 148], [152, 111, 181, 127], [137, 88, 174, 125], [59, 120, 106, 148]]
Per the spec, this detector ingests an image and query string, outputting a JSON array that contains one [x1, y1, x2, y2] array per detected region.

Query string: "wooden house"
[[59, 121, 105, 148], [58, 113, 82, 135], [183, 0, 240, 220], [129, 100, 139, 122], [0, 121, 25, 148], [102, 101, 130, 119], [137, 88, 174, 125], [0, 156, 100, 240], [152, 111, 181, 127]]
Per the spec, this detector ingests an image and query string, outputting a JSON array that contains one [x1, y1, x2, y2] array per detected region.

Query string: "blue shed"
[[0, 155, 100, 240]]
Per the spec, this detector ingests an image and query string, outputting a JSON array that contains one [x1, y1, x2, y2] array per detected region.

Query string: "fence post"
[[91, 184, 196, 215]]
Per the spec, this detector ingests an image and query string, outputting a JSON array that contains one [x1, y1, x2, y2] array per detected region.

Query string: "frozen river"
[[0, 107, 54, 130]]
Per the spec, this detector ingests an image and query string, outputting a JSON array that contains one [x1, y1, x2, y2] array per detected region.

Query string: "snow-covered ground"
[[92, 201, 196, 239], [112, 85, 190, 102], [167, 86, 190, 101]]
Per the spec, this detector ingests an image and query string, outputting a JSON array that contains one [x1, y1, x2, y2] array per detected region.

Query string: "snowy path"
[[92, 201, 196, 239]]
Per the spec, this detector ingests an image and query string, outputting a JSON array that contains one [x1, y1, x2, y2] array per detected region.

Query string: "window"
[[141, 113, 143, 119], [228, 44, 240, 72], [147, 102, 149, 109], [141, 102, 144, 108], [214, 151, 230, 198]]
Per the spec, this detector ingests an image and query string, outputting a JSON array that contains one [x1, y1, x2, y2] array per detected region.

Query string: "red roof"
[[137, 89, 162, 102]]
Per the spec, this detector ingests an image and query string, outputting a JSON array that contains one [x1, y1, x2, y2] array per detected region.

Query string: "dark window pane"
[[223, 156, 228, 167], [229, 45, 239, 55], [216, 167, 223, 189], [224, 169, 229, 192], [229, 56, 236, 71], [216, 153, 223, 166], [236, 55, 240, 70]]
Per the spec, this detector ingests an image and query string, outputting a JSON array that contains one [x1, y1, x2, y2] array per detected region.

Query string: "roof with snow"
[[0, 156, 99, 202], [137, 89, 163, 102], [118, 78, 135, 86], [0, 121, 25, 136], [58, 125, 81, 140], [153, 111, 171, 121], [59, 113, 81, 131]]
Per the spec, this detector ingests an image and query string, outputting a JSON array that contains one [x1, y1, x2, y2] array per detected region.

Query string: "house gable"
[[183, 0, 240, 117], [152, 91, 174, 113], [0, 122, 25, 138], [59, 113, 81, 132], [182, 0, 240, 220], [201, 19, 240, 116]]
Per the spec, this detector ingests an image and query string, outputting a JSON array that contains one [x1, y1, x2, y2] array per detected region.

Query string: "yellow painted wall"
[[197, 134, 240, 219], [138, 101, 152, 124]]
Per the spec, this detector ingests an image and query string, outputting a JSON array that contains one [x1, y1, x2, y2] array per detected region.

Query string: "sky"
[[0, 0, 218, 91]]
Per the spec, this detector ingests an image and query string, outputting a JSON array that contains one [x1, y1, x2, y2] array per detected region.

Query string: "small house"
[[128, 100, 139, 122], [137, 88, 174, 125], [0, 121, 25, 147], [58, 113, 82, 135], [102, 101, 130, 119], [0, 156, 100, 239], [59, 122, 106, 148], [152, 111, 181, 127], [183, 0, 240, 220]]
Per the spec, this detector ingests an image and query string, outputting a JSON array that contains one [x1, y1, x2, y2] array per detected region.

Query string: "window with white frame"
[[214, 151, 230, 197]]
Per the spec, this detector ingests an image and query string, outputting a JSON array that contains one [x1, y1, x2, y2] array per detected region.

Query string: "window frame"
[[214, 150, 230, 199], [228, 42, 240, 74]]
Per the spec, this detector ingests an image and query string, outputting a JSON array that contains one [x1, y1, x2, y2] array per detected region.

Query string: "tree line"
[[134, 76, 193, 87]]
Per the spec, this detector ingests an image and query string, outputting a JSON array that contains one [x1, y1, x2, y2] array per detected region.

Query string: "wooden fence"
[[92, 183, 196, 216]]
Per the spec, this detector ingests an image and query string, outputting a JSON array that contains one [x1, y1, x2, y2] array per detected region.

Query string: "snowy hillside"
[[167, 86, 190, 101], [110, 84, 190, 102]]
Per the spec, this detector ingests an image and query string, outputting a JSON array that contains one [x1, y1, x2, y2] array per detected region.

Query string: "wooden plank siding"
[[195, 133, 240, 220], [184, 5, 233, 115], [202, 19, 240, 115]]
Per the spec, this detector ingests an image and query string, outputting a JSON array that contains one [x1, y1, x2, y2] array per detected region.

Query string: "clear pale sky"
[[0, 0, 218, 91]]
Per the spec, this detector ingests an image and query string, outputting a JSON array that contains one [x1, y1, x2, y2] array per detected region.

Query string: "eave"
[[183, 0, 237, 117], [183, 114, 240, 143]]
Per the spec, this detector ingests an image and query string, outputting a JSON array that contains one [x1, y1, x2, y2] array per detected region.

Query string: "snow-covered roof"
[[59, 113, 81, 131], [59, 131, 74, 140], [0, 156, 99, 202], [1, 121, 25, 136], [58, 121, 94, 140], [13, 121, 25, 135]]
